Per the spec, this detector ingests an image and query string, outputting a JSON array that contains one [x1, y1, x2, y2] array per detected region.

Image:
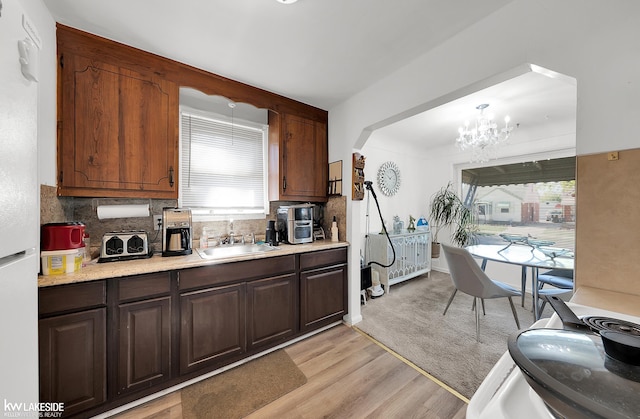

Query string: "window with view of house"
[[179, 107, 269, 218], [461, 157, 576, 250]]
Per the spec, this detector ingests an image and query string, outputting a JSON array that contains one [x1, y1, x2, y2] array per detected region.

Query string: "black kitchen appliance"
[[265, 220, 278, 246], [162, 207, 192, 256], [276, 204, 314, 244]]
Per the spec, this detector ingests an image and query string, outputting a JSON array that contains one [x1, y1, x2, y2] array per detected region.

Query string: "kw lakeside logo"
[[3, 400, 64, 418]]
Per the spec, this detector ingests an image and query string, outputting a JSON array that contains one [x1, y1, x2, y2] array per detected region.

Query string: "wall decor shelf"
[[352, 153, 366, 201]]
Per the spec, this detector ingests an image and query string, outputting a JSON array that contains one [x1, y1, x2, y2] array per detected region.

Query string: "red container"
[[41, 222, 86, 251]]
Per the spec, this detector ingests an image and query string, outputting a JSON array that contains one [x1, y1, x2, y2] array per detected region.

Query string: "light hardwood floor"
[[111, 325, 467, 419]]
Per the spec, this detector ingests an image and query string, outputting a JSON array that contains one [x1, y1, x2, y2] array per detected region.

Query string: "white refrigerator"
[[0, 0, 41, 411]]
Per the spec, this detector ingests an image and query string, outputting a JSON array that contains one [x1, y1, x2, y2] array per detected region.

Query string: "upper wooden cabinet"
[[55, 25, 328, 200], [57, 53, 179, 198], [269, 112, 328, 202]]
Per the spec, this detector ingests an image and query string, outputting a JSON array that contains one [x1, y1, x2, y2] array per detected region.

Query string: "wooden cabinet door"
[[300, 264, 347, 331], [58, 54, 178, 198], [282, 114, 327, 200], [269, 112, 328, 202], [39, 308, 106, 417], [116, 297, 171, 396], [247, 273, 298, 350], [179, 283, 246, 375]]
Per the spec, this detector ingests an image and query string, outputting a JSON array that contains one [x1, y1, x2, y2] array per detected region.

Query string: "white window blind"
[[180, 108, 267, 215]]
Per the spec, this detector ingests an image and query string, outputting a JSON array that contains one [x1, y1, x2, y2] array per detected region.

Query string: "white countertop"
[[38, 241, 349, 287]]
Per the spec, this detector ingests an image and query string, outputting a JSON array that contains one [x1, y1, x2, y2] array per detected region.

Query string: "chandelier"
[[455, 104, 513, 162]]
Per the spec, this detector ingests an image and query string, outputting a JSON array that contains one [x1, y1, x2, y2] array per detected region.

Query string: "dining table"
[[465, 243, 574, 320]]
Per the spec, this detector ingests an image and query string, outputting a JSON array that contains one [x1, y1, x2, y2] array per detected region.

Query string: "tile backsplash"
[[40, 185, 347, 258]]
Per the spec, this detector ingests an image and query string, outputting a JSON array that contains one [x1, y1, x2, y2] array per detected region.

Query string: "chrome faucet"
[[228, 219, 235, 244]]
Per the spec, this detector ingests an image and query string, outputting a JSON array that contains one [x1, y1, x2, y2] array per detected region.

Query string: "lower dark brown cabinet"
[[179, 283, 246, 375], [37, 247, 347, 418], [39, 308, 107, 417], [116, 297, 171, 395], [300, 248, 348, 331], [247, 273, 298, 350], [114, 272, 173, 397]]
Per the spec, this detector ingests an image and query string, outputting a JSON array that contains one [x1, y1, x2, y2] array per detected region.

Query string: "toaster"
[[98, 230, 152, 262]]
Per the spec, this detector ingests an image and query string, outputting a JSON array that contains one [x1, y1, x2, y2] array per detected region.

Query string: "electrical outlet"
[[153, 215, 163, 231]]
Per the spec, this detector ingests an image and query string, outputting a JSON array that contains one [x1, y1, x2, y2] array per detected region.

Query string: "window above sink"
[[179, 88, 269, 221]]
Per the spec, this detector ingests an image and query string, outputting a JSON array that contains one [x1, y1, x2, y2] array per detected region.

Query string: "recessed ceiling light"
[[276, 0, 298, 4]]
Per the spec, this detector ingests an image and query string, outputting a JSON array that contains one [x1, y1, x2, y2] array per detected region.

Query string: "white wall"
[[359, 134, 433, 235], [331, 0, 640, 325]]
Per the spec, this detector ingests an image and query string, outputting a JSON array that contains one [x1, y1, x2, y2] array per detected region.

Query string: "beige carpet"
[[356, 271, 550, 399], [181, 350, 307, 419]]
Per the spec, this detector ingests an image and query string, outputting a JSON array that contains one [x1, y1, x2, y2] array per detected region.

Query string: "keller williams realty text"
[[3, 400, 64, 417]]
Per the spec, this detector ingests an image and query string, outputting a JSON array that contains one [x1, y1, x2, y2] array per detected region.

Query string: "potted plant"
[[428, 182, 476, 258]]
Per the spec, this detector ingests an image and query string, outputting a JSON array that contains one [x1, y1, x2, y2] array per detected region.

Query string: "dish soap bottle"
[[201, 227, 209, 249], [331, 216, 339, 242]]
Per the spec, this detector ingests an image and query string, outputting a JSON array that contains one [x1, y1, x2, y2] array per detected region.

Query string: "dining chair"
[[442, 244, 522, 342], [535, 268, 574, 315], [538, 268, 574, 290]]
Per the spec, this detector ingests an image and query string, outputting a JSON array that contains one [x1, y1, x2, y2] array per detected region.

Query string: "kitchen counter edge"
[[38, 241, 350, 287]]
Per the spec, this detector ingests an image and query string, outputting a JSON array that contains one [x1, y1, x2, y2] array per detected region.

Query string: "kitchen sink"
[[196, 243, 277, 259]]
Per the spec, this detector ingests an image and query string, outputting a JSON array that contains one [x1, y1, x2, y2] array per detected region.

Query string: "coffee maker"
[[162, 207, 192, 256]]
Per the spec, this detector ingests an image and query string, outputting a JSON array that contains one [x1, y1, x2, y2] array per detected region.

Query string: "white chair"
[[442, 244, 522, 341]]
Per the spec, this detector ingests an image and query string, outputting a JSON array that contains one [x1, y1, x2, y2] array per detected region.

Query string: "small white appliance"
[[369, 277, 385, 298]]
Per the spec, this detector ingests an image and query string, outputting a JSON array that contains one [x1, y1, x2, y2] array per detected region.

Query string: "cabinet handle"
[[169, 167, 174, 187], [283, 176, 287, 190]]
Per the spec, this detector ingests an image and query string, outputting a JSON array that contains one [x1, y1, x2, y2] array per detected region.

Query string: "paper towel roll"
[[96, 204, 150, 220]]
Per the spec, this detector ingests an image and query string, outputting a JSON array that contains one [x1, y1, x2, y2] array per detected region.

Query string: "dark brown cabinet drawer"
[[300, 247, 347, 270], [179, 255, 295, 290], [118, 272, 171, 302], [39, 281, 106, 316]]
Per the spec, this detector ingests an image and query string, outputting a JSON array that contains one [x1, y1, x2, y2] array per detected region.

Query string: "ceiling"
[[373, 69, 577, 150], [42, 0, 513, 110], [42, 0, 576, 151]]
